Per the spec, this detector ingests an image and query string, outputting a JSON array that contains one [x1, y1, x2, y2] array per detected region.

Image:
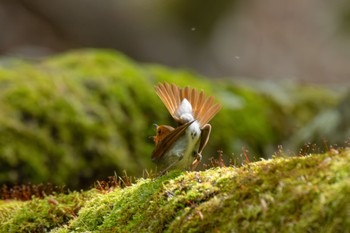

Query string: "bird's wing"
[[151, 120, 194, 162]]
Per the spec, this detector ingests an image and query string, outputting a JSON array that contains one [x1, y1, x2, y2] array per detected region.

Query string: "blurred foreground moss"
[[0, 49, 342, 189], [0, 149, 349, 232], [0, 191, 94, 232]]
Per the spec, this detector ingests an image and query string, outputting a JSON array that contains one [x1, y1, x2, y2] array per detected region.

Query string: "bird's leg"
[[198, 124, 211, 154], [191, 151, 202, 171], [159, 154, 184, 175], [191, 124, 212, 171]]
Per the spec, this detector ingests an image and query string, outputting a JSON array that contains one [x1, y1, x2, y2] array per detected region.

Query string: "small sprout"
[[47, 198, 59, 205], [260, 198, 268, 213], [242, 146, 250, 164], [0, 183, 67, 201], [202, 150, 233, 169], [330, 148, 339, 155], [195, 172, 202, 183], [196, 210, 204, 220], [319, 157, 332, 167]]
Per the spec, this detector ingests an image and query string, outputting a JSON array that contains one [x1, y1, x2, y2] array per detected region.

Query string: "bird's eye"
[[157, 129, 162, 135]]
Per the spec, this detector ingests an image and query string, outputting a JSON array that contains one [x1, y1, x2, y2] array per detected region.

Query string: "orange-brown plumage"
[[153, 125, 174, 145]]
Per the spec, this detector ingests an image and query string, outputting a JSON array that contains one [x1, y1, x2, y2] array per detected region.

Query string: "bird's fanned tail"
[[154, 83, 221, 126]]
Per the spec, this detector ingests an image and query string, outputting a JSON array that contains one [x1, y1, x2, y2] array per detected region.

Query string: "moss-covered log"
[[1, 149, 349, 232]]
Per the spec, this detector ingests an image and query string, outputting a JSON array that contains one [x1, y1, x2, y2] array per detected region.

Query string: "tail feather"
[[164, 83, 176, 113], [155, 83, 177, 119], [198, 103, 221, 128], [154, 83, 221, 126], [191, 88, 199, 118], [196, 91, 206, 119], [172, 83, 181, 106]]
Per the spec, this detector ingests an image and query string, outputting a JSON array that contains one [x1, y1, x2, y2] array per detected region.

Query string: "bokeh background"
[[2, 0, 350, 83], [0, 0, 349, 190]]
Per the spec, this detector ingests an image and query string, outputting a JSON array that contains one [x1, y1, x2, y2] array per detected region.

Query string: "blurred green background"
[[0, 1, 349, 189]]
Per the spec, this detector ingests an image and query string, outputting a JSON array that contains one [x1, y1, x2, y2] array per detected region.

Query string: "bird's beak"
[[153, 123, 158, 128]]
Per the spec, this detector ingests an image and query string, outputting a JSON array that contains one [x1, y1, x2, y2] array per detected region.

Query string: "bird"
[[151, 82, 221, 173]]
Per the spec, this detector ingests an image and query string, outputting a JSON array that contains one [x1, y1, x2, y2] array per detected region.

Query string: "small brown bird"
[[151, 83, 221, 172]]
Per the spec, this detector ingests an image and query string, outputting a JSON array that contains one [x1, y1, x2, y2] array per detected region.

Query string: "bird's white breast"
[[176, 120, 201, 169]]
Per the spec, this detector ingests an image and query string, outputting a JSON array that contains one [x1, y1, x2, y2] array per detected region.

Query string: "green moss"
[[0, 200, 25, 224], [0, 50, 162, 188], [0, 49, 340, 189], [0, 190, 94, 232], [1, 149, 346, 232], [163, 150, 350, 233], [0, 49, 347, 232]]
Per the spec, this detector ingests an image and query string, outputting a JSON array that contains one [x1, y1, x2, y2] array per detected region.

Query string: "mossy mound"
[[0, 50, 161, 188], [1, 149, 349, 232], [0, 49, 340, 189], [0, 191, 93, 232]]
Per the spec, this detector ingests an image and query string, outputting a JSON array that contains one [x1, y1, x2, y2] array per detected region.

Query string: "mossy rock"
[[0, 49, 340, 189], [287, 90, 350, 150], [0, 191, 93, 232], [0, 51, 161, 188], [1, 149, 349, 232]]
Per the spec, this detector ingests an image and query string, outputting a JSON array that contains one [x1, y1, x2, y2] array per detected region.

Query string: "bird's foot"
[[191, 152, 202, 171]]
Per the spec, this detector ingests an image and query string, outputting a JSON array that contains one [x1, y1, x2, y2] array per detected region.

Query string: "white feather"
[[176, 98, 194, 122]]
